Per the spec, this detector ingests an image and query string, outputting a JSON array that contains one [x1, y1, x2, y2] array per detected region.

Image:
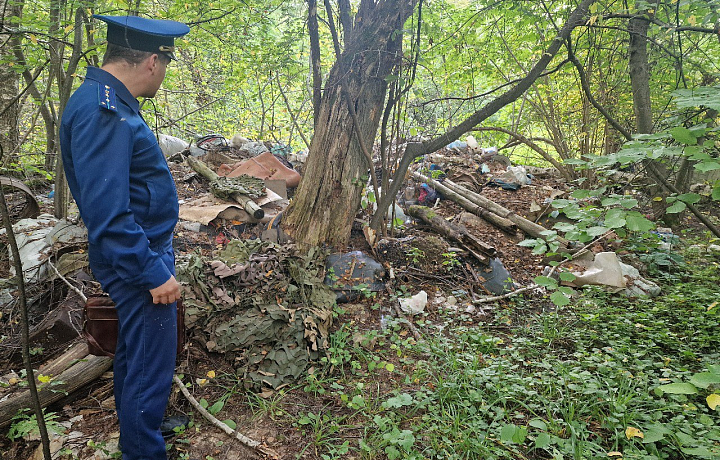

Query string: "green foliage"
[[8, 410, 64, 441]]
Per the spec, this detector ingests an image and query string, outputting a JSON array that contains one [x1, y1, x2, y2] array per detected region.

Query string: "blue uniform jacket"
[[60, 67, 179, 291]]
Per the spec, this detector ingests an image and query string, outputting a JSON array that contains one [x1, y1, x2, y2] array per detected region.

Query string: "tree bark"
[[307, 0, 322, 125], [0, 0, 20, 159], [283, 0, 415, 248]]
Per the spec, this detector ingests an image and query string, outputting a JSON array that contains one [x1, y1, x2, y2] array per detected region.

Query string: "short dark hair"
[[102, 43, 171, 66]]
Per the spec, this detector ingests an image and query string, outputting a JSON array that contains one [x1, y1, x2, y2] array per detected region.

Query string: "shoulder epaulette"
[[98, 84, 118, 112]]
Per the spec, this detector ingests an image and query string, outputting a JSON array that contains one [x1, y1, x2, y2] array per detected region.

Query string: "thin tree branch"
[[371, 0, 598, 230], [173, 375, 279, 459], [0, 144, 52, 459]]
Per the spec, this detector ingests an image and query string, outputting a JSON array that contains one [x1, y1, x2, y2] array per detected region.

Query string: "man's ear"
[[147, 54, 160, 72]]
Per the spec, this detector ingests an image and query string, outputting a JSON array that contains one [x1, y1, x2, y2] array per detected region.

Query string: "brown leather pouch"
[[83, 296, 185, 358]]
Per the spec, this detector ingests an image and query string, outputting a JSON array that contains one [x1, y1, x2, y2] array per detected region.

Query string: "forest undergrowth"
[[208, 236, 720, 460]]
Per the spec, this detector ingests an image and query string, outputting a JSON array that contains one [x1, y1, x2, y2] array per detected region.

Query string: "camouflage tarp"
[[176, 240, 335, 390]]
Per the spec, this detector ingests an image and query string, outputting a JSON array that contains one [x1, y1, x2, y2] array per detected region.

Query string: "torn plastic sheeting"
[[45, 219, 87, 245], [571, 252, 626, 288], [5, 214, 58, 282], [477, 257, 515, 295], [399, 290, 428, 315], [324, 251, 386, 303]]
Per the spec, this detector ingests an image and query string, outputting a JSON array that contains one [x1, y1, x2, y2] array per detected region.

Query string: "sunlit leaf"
[[707, 393, 720, 410], [625, 213, 655, 232], [666, 201, 686, 214], [625, 426, 644, 439], [669, 127, 697, 145]]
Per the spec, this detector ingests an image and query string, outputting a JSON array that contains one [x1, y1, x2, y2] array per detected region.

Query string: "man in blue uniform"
[[59, 15, 189, 460]]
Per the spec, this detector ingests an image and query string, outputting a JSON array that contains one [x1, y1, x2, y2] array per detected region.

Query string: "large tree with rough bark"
[[282, 0, 597, 248]]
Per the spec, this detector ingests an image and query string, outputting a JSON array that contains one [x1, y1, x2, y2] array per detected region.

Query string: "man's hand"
[[149, 275, 181, 304]]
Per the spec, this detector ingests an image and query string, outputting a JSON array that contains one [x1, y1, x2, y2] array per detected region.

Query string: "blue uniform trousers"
[[90, 244, 177, 460]]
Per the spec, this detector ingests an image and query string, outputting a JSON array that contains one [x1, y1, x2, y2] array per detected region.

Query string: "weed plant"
[[287, 242, 719, 459]]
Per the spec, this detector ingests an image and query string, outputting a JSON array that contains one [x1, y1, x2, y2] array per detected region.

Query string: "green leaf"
[[558, 272, 576, 282], [694, 161, 720, 172], [500, 425, 518, 443], [642, 426, 667, 444], [625, 212, 655, 232], [550, 291, 571, 307], [384, 393, 414, 408], [223, 419, 237, 430], [681, 446, 713, 457], [690, 372, 720, 389], [601, 197, 621, 207], [199, 398, 209, 409], [713, 185, 720, 201], [666, 201, 686, 214], [529, 419, 547, 430], [604, 208, 627, 228], [535, 432, 552, 448], [673, 86, 720, 111], [657, 383, 698, 395], [571, 189, 592, 199], [208, 399, 225, 415], [534, 276, 557, 288], [677, 193, 701, 204], [669, 127, 698, 145], [586, 226, 608, 237]]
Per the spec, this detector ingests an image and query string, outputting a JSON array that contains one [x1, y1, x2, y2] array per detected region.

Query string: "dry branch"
[[173, 375, 279, 459], [409, 173, 517, 233]]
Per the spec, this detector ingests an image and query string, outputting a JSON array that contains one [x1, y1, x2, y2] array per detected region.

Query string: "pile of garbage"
[[176, 240, 335, 390]]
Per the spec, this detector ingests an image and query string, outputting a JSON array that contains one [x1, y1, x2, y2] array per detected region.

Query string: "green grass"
[[269, 243, 720, 459]]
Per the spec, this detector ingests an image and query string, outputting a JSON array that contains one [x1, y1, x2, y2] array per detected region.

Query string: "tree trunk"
[[283, 0, 414, 248], [0, 0, 20, 160], [628, 14, 672, 223]]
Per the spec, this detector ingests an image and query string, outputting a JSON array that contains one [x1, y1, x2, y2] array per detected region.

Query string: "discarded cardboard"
[[179, 189, 284, 225]]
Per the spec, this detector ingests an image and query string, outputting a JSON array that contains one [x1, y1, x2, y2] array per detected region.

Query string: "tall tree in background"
[[0, 0, 20, 157], [284, 0, 597, 248]]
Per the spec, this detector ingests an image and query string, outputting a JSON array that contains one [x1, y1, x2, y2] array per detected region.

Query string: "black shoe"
[[160, 414, 191, 438]]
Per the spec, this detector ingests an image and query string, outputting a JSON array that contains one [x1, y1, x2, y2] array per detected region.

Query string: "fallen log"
[[37, 341, 88, 380], [407, 205, 495, 265], [186, 155, 264, 220], [413, 172, 569, 248], [410, 174, 517, 234], [0, 353, 112, 428]]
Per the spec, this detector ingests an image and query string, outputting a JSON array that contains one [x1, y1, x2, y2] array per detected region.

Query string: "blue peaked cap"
[[94, 15, 190, 60]]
